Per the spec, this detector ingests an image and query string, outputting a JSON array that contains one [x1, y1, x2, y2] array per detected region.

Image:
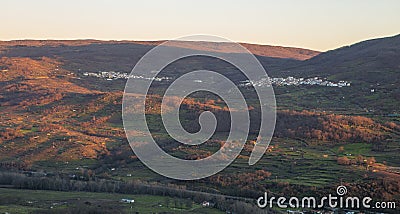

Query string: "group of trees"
[[0, 127, 24, 141], [166, 102, 390, 145], [1, 82, 64, 107], [344, 173, 400, 202], [337, 155, 376, 166], [0, 57, 61, 81], [0, 161, 28, 170], [207, 170, 272, 196], [274, 110, 385, 144], [0, 171, 266, 213]]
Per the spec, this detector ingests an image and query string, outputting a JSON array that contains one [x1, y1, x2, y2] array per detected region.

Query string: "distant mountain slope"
[[269, 34, 400, 113], [277, 34, 400, 81], [308, 34, 400, 67], [133, 40, 320, 60], [0, 40, 306, 80], [0, 39, 320, 60]]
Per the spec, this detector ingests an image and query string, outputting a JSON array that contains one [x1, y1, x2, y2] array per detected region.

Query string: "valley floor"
[[0, 188, 223, 214]]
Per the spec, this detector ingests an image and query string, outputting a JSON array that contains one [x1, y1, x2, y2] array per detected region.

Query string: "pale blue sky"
[[1, 0, 399, 51]]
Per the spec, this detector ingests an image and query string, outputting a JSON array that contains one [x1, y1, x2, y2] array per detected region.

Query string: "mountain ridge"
[[279, 34, 400, 76], [0, 39, 320, 60]]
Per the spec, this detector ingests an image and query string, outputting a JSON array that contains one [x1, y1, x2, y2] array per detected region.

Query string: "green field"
[[0, 188, 224, 214]]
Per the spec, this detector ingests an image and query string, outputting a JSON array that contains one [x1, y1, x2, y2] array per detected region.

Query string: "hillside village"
[[83, 71, 171, 82], [239, 76, 351, 88], [83, 71, 351, 88]]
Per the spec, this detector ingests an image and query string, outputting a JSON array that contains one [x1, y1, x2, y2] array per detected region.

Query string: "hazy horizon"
[[0, 33, 399, 52], [2, 0, 400, 51]]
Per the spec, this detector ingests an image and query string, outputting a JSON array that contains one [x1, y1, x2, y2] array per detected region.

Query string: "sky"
[[1, 0, 399, 51]]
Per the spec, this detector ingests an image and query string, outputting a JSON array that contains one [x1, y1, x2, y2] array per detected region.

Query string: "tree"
[[337, 156, 351, 165], [338, 146, 345, 154], [355, 155, 364, 165], [367, 157, 376, 165]]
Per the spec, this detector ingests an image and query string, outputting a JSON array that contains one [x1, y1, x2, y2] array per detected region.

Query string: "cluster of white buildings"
[[82, 71, 351, 88], [239, 76, 351, 88], [83, 71, 171, 82]]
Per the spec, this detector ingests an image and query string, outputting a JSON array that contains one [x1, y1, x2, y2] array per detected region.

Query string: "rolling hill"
[[0, 36, 399, 213], [0, 39, 320, 60], [272, 34, 400, 81], [264, 34, 400, 113]]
